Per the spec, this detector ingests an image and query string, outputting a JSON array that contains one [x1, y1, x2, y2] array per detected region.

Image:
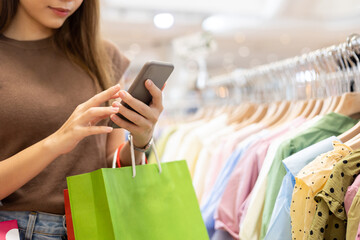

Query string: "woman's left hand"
[[110, 79, 163, 148]]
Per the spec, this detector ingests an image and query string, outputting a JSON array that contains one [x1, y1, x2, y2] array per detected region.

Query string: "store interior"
[[101, 0, 360, 120]]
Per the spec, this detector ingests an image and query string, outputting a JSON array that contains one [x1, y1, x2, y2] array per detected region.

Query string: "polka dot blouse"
[[290, 141, 352, 240]]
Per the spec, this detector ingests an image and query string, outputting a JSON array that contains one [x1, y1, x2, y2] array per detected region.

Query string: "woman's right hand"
[[48, 84, 122, 155]]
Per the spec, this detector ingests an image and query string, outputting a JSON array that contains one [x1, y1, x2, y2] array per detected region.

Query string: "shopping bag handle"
[[112, 134, 162, 178]]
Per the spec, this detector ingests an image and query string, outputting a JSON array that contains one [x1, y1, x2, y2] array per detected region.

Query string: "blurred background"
[[100, 0, 360, 118]]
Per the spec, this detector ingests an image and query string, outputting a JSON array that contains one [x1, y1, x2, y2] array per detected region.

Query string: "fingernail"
[[113, 84, 121, 89], [119, 91, 126, 98], [106, 127, 113, 133], [112, 101, 121, 107], [146, 80, 152, 86], [110, 114, 117, 120], [111, 107, 120, 112]]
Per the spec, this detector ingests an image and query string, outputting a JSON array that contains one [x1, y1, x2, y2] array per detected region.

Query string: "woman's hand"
[[110, 79, 164, 148], [49, 84, 122, 155]]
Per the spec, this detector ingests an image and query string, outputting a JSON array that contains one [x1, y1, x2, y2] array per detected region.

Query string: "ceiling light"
[[153, 13, 174, 29]]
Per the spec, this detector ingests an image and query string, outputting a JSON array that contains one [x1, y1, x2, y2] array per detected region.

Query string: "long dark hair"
[[0, 0, 113, 91]]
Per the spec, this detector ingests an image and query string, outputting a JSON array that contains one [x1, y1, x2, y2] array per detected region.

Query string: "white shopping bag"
[[0, 220, 20, 240]]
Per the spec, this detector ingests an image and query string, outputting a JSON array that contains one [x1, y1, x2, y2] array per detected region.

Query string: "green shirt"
[[260, 113, 358, 239], [308, 149, 360, 240]]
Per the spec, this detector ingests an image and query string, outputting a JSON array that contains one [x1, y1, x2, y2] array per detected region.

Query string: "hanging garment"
[[261, 113, 358, 239], [175, 115, 229, 177], [214, 117, 306, 239], [264, 136, 339, 240], [148, 125, 178, 164], [290, 141, 352, 240], [193, 124, 237, 202], [211, 229, 234, 240], [201, 124, 264, 205], [308, 150, 360, 240], [239, 116, 319, 240], [345, 174, 360, 213], [345, 173, 360, 240], [201, 130, 269, 238], [346, 187, 360, 240], [161, 119, 205, 163], [239, 137, 285, 240]]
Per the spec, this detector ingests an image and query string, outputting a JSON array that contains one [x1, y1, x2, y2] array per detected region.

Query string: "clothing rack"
[[204, 34, 360, 101]]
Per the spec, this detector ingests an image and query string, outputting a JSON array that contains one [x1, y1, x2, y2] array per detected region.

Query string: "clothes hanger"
[[307, 98, 324, 119], [334, 44, 360, 117], [228, 103, 257, 125], [336, 36, 360, 143], [306, 51, 329, 119], [235, 103, 268, 130], [257, 101, 280, 125], [264, 100, 291, 127]]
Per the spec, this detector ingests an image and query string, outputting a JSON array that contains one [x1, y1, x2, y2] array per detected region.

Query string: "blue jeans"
[[0, 211, 67, 240]]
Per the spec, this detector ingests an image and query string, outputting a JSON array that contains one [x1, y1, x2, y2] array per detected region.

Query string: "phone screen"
[[109, 61, 174, 128]]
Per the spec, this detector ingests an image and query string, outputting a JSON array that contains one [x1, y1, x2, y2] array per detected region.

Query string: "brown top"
[[0, 34, 129, 214]]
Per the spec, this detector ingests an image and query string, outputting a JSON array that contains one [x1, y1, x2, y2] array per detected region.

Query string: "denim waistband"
[[0, 211, 66, 236]]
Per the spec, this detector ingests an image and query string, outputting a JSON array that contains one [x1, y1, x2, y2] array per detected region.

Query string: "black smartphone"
[[109, 60, 174, 128]]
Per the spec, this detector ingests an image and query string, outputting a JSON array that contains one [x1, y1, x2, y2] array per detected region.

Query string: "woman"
[[0, 0, 164, 239]]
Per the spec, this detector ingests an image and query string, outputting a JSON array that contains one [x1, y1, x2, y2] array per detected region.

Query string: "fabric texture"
[[0, 35, 129, 214], [161, 120, 205, 163], [290, 141, 352, 240], [214, 118, 305, 239], [240, 116, 322, 240], [148, 125, 177, 164], [261, 113, 358, 239], [308, 149, 360, 240], [346, 188, 360, 240], [201, 131, 267, 238], [201, 124, 264, 204], [193, 125, 236, 202], [345, 174, 360, 214], [175, 115, 228, 177], [264, 136, 339, 240]]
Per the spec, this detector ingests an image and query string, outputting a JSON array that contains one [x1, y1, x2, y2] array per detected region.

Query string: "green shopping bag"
[[67, 136, 208, 240]]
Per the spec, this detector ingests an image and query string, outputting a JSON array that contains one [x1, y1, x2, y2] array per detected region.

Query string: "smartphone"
[[109, 61, 174, 128]]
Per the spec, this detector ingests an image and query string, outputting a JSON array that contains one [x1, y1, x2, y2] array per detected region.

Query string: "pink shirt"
[[345, 174, 360, 214], [201, 124, 264, 205], [214, 118, 306, 239], [357, 224, 360, 240]]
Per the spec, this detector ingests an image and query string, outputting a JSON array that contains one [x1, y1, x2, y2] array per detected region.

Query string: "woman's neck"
[[3, 5, 54, 41]]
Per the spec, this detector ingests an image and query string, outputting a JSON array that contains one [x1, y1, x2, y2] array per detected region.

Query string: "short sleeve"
[[103, 40, 130, 85]]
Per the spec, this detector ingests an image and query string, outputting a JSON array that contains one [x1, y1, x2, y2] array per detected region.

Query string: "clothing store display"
[[0, 35, 129, 214], [290, 141, 352, 240], [175, 115, 228, 177], [201, 130, 268, 238], [239, 137, 286, 240], [148, 126, 178, 164], [309, 150, 360, 240], [215, 117, 305, 239], [265, 136, 340, 240], [2, 2, 360, 239], [160, 120, 205, 163], [201, 124, 264, 204], [239, 116, 323, 240], [193, 125, 237, 202], [261, 113, 358, 239]]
